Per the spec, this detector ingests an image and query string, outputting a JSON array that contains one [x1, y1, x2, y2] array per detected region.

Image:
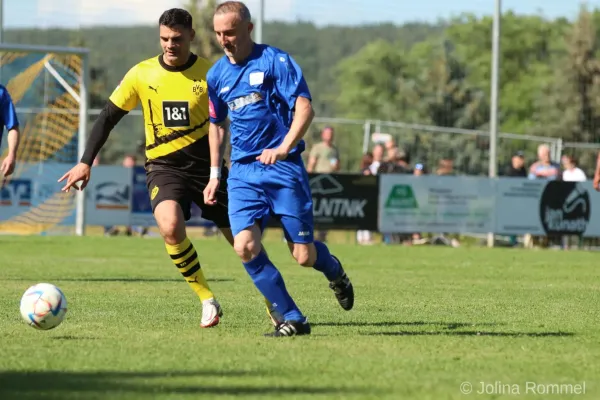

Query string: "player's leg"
[[215, 226, 282, 326], [269, 158, 354, 311], [283, 220, 354, 311], [148, 170, 222, 328], [228, 173, 309, 337], [194, 166, 284, 326], [233, 223, 309, 336]]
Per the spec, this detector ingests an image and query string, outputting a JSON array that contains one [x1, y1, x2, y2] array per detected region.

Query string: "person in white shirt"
[[561, 154, 587, 182], [561, 154, 586, 249]]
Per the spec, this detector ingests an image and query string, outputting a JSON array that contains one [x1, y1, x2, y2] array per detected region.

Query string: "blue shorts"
[[227, 155, 314, 243]]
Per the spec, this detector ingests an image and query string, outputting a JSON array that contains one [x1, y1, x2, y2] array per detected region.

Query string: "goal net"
[[0, 43, 89, 236]]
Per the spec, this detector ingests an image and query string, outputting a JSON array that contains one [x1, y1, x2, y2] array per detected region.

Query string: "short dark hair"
[[159, 8, 193, 30]]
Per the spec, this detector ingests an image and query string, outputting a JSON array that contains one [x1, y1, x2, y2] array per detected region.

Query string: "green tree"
[[186, 0, 222, 63], [532, 6, 600, 169]]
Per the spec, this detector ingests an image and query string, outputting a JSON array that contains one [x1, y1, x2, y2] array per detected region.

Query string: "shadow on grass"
[[3, 278, 234, 283], [311, 321, 574, 338], [50, 336, 98, 341], [311, 321, 503, 329], [362, 331, 574, 337], [0, 370, 361, 399]]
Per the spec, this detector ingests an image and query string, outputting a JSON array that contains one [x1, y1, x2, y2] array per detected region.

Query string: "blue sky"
[[3, 0, 595, 29]]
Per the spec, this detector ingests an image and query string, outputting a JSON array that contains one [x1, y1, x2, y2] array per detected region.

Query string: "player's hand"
[[256, 147, 288, 165], [58, 162, 91, 192], [204, 179, 220, 206], [0, 153, 16, 177], [594, 173, 600, 192]]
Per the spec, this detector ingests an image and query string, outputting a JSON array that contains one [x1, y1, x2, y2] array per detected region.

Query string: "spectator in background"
[[526, 144, 561, 248], [411, 163, 427, 244], [378, 147, 412, 175], [359, 152, 373, 176], [435, 157, 460, 247], [369, 144, 384, 175], [357, 153, 374, 245], [0, 84, 20, 177], [561, 154, 586, 182], [384, 138, 397, 160], [436, 157, 455, 176], [505, 151, 527, 177], [503, 151, 527, 246], [307, 126, 340, 173], [307, 126, 340, 243], [561, 154, 586, 250], [528, 144, 560, 180], [413, 162, 427, 176]]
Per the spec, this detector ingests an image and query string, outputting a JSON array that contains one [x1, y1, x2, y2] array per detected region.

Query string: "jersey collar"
[[158, 53, 198, 72]]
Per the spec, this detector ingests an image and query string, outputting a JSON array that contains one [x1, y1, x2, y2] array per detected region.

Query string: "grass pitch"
[[0, 235, 599, 399]]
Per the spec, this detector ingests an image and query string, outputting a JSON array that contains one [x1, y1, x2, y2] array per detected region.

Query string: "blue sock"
[[243, 251, 304, 322], [312, 241, 342, 281]]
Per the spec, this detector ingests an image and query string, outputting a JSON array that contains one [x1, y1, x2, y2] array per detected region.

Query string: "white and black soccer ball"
[[20, 283, 68, 330]]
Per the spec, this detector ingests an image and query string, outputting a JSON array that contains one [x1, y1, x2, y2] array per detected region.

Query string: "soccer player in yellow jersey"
[[58, 8, 282, 328]]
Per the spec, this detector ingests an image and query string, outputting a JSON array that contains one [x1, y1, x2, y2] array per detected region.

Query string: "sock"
[[243, 251, 304, 322], [165, 237, 214, 302], [312, 240, 342, 281]]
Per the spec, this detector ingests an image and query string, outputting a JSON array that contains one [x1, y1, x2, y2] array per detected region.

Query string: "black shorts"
[[146, 164, 230, 228]]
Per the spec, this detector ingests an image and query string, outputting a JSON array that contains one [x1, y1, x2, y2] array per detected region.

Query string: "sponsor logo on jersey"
[[227, 92, 263, 111]]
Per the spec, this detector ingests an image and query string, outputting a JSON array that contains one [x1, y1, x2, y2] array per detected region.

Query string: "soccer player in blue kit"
[[203, 1, 354, 337]]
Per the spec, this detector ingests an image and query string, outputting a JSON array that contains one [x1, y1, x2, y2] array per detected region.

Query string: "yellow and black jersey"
[[109, 54, 212, 170]]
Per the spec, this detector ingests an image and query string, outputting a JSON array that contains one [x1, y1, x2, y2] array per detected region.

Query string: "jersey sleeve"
[[207, 70, 228, 124], [0, 89, 19, 130], [109, 66, 139, 112], [271, 51, 312, 110]]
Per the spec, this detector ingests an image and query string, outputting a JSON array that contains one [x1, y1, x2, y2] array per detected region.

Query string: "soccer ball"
[[20, 283, 68, 330]]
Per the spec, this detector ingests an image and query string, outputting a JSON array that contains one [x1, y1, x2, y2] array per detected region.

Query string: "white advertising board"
[[378, 175, 495, 234], [495, 178, 600, 237]]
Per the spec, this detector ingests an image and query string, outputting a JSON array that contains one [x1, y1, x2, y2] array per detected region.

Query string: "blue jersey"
[[207, 44, 311, 162], [0, 85, 18, 146]]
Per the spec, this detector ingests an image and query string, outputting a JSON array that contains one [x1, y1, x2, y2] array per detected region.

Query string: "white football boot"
[[200, 298, 223, 328]]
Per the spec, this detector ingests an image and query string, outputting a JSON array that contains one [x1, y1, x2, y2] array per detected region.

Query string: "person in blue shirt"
[[204, 1, 354, 337], [0, 85, 20, 177]]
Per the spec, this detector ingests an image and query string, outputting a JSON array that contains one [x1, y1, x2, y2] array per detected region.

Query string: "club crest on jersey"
[[192, 79, 206, 96], [228, 92, 263, 111]]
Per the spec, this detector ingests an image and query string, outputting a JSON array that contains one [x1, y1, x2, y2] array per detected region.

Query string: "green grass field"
[[1, 235, 599, 399]]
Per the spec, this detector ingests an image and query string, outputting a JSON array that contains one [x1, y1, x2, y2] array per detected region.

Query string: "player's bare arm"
[[256, 96, 314, 165], [1, 127, 20, 176], [58, 100, 127, 192], [204, 121, 227, 205]]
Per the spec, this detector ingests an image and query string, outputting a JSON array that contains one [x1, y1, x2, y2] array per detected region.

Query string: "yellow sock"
[[165, 237, 214, 302]]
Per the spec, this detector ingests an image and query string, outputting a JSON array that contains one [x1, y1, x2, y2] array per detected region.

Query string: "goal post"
[[0, 43, 90, 236]]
